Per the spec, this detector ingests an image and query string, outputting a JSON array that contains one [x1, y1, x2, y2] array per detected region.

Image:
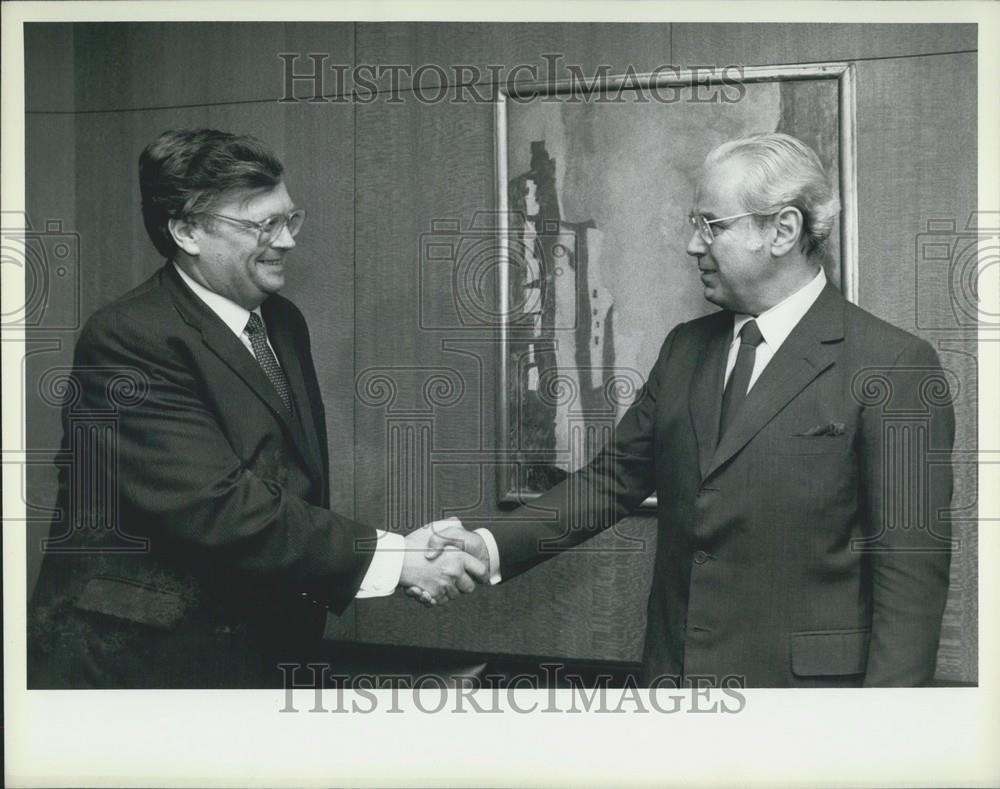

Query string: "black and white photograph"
[[3, 1, 998, 786]]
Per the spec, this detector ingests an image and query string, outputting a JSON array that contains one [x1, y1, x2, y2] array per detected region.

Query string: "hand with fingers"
[[398, 521, 487, 606], [403, 518, 491, 607]]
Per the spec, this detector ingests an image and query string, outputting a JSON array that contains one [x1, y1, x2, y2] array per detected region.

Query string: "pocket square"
[[798, 422, 846, 437]]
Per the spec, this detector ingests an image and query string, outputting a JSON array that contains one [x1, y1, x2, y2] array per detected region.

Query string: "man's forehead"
[[214, 182, 293, 215], [692, 158, 746, 215]]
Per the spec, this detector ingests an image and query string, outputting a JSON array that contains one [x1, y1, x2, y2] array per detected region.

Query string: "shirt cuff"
[[355, 530, 405, 598], [474, 528, 502, 585]]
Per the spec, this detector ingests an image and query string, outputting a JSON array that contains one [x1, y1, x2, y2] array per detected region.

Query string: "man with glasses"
[[419, 133, 955, 687], [28, 129, 486, 688]]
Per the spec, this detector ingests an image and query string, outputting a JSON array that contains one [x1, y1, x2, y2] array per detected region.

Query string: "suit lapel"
[[688, 314, 732, 479], [164, 264, 323, 482], [703, 283, 845, 481]]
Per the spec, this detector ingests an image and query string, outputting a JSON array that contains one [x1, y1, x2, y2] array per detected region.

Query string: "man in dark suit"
[[419, 133, 955, 687], [27, 129, 485, 688]]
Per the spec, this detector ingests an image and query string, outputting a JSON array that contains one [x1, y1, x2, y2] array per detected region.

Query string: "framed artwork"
[[495, 63, 858, 506]]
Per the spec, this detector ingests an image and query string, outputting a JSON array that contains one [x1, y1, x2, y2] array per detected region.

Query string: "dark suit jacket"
[[490, 284, 955, 687], [28, 263, 376, 688]]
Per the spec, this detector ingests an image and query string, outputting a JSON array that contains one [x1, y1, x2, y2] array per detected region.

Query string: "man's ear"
[[770, 206, 803, 258], [169, 216, 201, 257]]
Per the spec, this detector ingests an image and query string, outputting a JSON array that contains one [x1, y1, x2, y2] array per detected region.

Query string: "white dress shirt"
[[174, 262, 279, 359], [724, 267, 827, 393], [173, 262, 403, 597], [477, 267, 829, 585]]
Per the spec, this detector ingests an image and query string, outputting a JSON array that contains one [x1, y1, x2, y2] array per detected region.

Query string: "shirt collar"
[[173, 261, 262, 339], [732, 268, 827, 350]]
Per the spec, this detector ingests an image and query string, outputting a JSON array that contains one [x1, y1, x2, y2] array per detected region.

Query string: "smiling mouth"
[[258, 258, 284, 265]]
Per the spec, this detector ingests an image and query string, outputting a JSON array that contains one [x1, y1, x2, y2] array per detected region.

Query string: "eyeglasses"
[[689, 211, 763, 246], [200, 209, 306, 245]]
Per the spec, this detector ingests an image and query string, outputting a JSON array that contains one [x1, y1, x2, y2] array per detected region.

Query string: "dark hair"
[[139, 129, 284, 259]]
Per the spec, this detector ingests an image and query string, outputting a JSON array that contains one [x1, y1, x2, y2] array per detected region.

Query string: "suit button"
[[693, 550, 709, 564]]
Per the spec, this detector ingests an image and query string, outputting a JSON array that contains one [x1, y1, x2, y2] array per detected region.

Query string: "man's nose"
[[269, 223, 297, 249], [686, 227, 708, 259]]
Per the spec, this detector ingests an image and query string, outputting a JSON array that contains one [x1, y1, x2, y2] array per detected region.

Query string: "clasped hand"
[[397, 518, 490, 607]]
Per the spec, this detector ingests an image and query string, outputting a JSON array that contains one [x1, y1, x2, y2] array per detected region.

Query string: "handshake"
[[396, 518, 493, 607]]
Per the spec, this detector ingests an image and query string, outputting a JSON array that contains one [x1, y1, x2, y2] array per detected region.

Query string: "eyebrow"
[[253, 208, 298, 220], [690, 210, 719, 221]]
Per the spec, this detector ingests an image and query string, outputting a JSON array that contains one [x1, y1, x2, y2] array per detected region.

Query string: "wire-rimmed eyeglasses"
[[200, 209, 306, 246], [688, 211, 761, 246]]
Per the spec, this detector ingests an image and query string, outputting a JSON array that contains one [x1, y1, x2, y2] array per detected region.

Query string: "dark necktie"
[[244, 312, 292, 412], [718, 319, 764, 439]]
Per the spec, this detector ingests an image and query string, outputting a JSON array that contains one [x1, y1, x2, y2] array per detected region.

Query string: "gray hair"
[[706, 133, 841, 258]]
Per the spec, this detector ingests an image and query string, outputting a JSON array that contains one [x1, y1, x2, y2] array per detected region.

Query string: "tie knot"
[[739, 319, 764, 348], [245, 312, 264, 336]]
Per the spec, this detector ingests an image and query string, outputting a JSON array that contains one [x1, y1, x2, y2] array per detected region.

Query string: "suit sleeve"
[[488, 326, 679, 580], [67, 307, 376, 613], [859, 337, 954, 686]]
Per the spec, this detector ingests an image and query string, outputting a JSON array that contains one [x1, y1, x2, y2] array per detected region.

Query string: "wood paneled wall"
[[24, 22, 978, 681]]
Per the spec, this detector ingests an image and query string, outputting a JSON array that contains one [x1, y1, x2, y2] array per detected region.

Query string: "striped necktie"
[[718, 319, 764, 440]]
